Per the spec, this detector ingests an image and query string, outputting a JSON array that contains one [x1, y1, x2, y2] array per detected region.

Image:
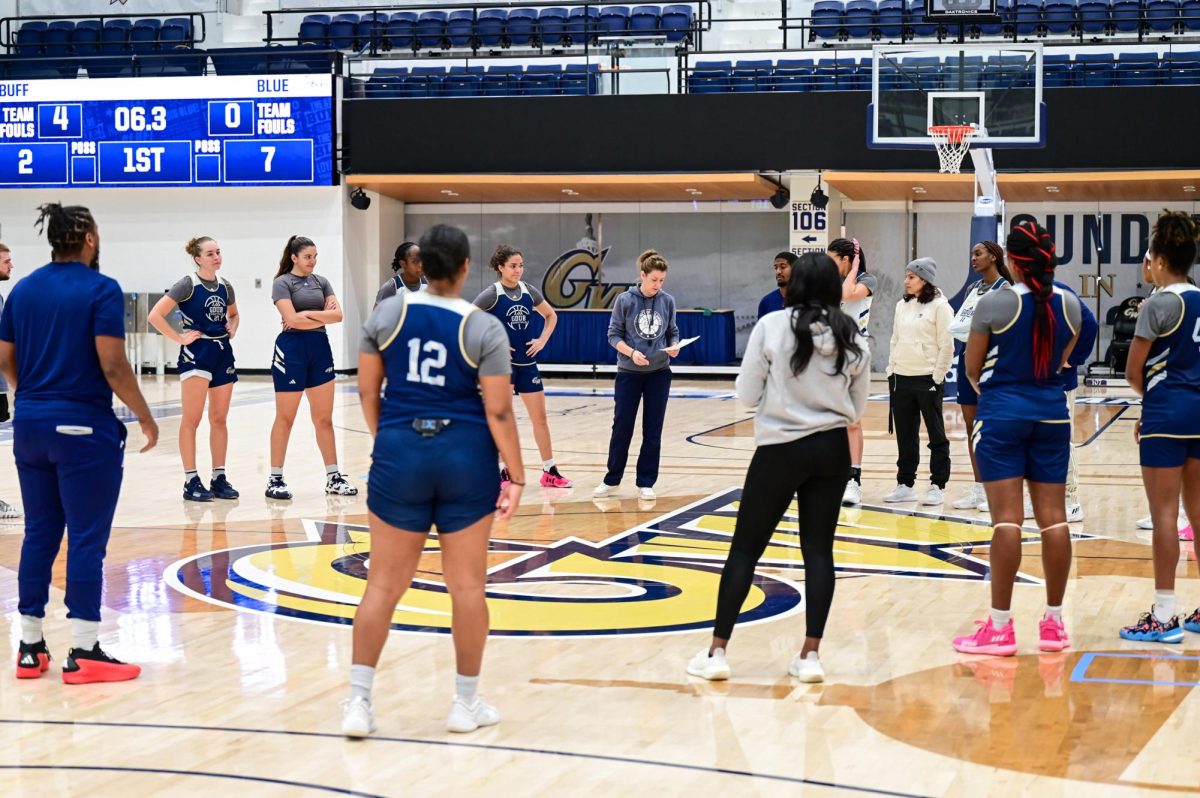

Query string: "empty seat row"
[[296, 6, 694, 51], [362, 63, 602, 96], [13, 17, 196, 56], [810, 0, 1200, 40], [0, 44, 335, 80], [689, 51, 1200, 91]]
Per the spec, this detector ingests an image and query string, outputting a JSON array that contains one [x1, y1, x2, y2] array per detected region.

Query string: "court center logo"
[[164, 489, 1072, 637]]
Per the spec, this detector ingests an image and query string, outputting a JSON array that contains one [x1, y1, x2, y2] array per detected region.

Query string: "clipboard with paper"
[[661, 336, 700, 351]]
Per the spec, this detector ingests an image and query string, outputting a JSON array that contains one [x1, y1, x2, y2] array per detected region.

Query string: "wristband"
[[509, 481, 525, 487]]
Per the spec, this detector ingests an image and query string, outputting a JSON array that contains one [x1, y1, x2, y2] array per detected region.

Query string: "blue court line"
[[0, 718, 930, 798], [1070, 652, 1200, 688], [0, 765, 384, 797]]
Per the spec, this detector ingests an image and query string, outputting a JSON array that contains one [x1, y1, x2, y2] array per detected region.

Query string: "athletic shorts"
[[272, 330, 334, 392], [367, 421, 499, 533], [1140, 436, 1200, 468], [973, 418, 1071, 483], [956, 359, 978, 406], [178, 337, 237, 388], [512, 363, 543, 395]]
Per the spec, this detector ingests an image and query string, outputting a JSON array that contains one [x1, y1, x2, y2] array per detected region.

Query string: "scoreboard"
[[0, 74, 334, 188]]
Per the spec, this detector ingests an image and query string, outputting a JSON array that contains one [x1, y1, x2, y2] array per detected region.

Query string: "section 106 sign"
[[789, 201, 828, 256], [0, 74, 333, 188]]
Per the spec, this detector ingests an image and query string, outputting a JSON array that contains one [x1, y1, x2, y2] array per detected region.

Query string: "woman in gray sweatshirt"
[[593, 250, 680, 501], [687, 252, 870, 684]]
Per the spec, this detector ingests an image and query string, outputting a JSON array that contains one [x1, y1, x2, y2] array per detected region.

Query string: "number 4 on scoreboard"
[[36, 104, 82, 139]]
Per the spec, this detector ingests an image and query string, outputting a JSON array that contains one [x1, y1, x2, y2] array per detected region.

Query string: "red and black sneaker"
[[61, 643, 140, 685], [15, 639, 51, 679]]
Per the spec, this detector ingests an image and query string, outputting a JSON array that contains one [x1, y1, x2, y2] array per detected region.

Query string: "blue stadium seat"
[[1042, 0, 1075, 33], [906, 0, 937, 36], [732, 59, 773, 91], [539, 8, 569, 46], [298, 14, 328, 45], [1078, 0, 1109, 33], [567, 7, 599, 42], [15, 22, 45, 55], [900, 55, 943, 89], [561, 63, 600, 94], [1014, 0, 1042, 35], [598, 6, 631, 35], [812, 1, 845, 39], [1146, 0, 1180, 31], [1043, 52, 1073, 85], [1075, 51, 1114, 85], [159, 23, 188, 49], [630, 5, 662, 35], [773, 59, 814, 91], [1167, 51, 1200, 82], [483, 64, 523, 95], [164, 17, 193, 40], [416, 11, 447, 49], [522, 63, 562, 94], [72, 20, 101, 57], [1182, 0, 1200, 28], [328, 13, 359, 50], [129, 22, 159, 54], [507, 8, 538, 46], [446, 10, 475, 47], [1111, 0, 1142, 31], [689, 60, 730, 93], [407, 65, 446, 96], [980, 0, 1012, 34], [366, 71, 406, 98], [387, 12, 417, 49], [478, 9, 507, 46], [43, 20, 73, 56], [357, 12, 387, 51], [877, 0, 906, 37], [1116, 52, 1161, 83], [444, 70, 482, 96], [661, 4, 694, 42], [844, 0, 876, 38]]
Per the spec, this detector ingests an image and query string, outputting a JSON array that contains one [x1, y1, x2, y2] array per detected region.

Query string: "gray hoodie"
[[607, 285, 680, 372], [737, 309, 871, 447]]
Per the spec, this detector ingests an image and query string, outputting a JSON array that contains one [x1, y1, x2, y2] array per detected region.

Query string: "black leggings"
[[713, 427, 849, 641]]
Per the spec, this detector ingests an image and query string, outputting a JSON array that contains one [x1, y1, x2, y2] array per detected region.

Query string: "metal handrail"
[[0, 11, 207, 50]]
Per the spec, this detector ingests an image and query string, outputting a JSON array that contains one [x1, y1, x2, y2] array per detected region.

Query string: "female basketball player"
[[374, 240, 425, 306], [148, 236, 240, 502], [952, 220, 1081, 657], [594, 250, 680, 501], [688, 253, 869, 683], [472, 244, 571, 488], [827, 238, 877, 505], [342, 224, 523, 737], [1119, 211, 1200, 643], [949, 241, 1011, 511], [268, 236, 357, 500]]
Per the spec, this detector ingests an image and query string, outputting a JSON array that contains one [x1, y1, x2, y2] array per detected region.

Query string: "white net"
[[929, 125, 976, 174]]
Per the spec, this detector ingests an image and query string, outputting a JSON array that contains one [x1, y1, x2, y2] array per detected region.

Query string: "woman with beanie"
[[884, 257, 954, 505]]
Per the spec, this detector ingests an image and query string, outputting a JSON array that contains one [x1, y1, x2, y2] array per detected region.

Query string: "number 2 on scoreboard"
[[18, 148, 32, 175], [261, 145, 275, 174]]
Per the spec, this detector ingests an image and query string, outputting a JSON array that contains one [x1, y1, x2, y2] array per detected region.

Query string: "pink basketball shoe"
[[952, 618, 1018, 656], [1038, 614, 1071, 652], [540, 466, 573, 488], [1180, 525, 1194, 542]]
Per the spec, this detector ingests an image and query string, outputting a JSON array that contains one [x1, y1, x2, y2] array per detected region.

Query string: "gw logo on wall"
[[540, 213, 634, 310], [164, 490, 1068, 637]]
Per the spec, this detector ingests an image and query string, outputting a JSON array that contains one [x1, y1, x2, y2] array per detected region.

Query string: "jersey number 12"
[[407, 338, 447, 386]]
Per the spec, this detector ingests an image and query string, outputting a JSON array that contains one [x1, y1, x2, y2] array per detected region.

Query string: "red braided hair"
[[1006, 221, 1058, 380]]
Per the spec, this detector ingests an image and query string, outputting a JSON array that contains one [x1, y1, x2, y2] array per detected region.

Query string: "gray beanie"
[[906, 257, 937, 286]]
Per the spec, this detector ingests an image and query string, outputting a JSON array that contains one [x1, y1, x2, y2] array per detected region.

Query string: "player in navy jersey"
[[472, 244, 571, 488], [952, 220, 1081, 658], [757, 252, 796, 319], [373, 240, 427, 307], [267, 235, 357, 500], [148, 236, 240, 502], [341, 224, 523, 738], [1, 203, 157, 684], [1119, 210, 1200, 643]]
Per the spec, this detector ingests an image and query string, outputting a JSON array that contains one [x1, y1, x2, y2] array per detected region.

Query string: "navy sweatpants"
[[16, 417, 126, 622], [603, 368, 672, 489]]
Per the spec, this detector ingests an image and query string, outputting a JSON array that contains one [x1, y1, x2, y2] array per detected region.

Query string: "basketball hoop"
[[928, 124, 977, 174]]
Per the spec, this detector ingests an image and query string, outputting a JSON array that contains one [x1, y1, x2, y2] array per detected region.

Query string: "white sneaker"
[[1024, 497, 1035, 519], [686, 648, 731, 681], [788, 651, 824, 683], [637, 487, 656, 501], [341, 696, 376, 738], [921, 485, 944, 506], [0, 499, 22, 519], [1136, 513, 1187, 531], [593, 483, 617, 498], [842, 479, 862, 505], [884, 484, 918, 503], [1066, 502, 1084, 523], [978, 498, 989, 513], [446, 696, 501, 733], [952, 484, 985, 510]]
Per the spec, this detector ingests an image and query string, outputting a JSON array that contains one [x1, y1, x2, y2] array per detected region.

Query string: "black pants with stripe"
[[890, 373, 951, 489]]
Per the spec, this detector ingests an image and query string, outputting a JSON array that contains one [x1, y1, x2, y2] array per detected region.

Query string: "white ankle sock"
[[455, 673, 479, 702], [20, 614, 43, 645], [184, 469, 198, 482], [270, 467, 283, 478], [543, 459, 555, 471], [71, 619, 99, 651], [989, 608, 1012, 629], [325, 463, 340, 477], [350, 664, 375, 703], [1154, 591, 1176, 622], [1045, 604, 1063, 622], [213, 467, 226, 479]]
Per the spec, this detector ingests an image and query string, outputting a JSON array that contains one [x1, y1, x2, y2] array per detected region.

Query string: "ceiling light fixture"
[[912, 186, 926, 194], [1045, 185, 1060, 193], [1184, 185, 1196, 192]]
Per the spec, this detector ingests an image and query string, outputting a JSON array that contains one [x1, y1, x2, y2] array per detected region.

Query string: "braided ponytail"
[[1006, 220, 1058, 380], [34, 202, 95, 260], [1149, 209, 1200, 277]]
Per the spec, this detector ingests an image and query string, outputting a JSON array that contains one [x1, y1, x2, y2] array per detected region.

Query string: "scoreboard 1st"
[[0, 74, 334, 188]]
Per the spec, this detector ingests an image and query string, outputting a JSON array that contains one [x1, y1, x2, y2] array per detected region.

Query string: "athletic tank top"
[[1141, 283, 1200, 437], [377, 292, 487, 429], [393, 274, 428, 292], [841, 273, 873, 335], [978, 284, 1077, 422], [949, 276, 1008, 343], [177, 273, 232, 338], [488, 280, 537, 366]]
